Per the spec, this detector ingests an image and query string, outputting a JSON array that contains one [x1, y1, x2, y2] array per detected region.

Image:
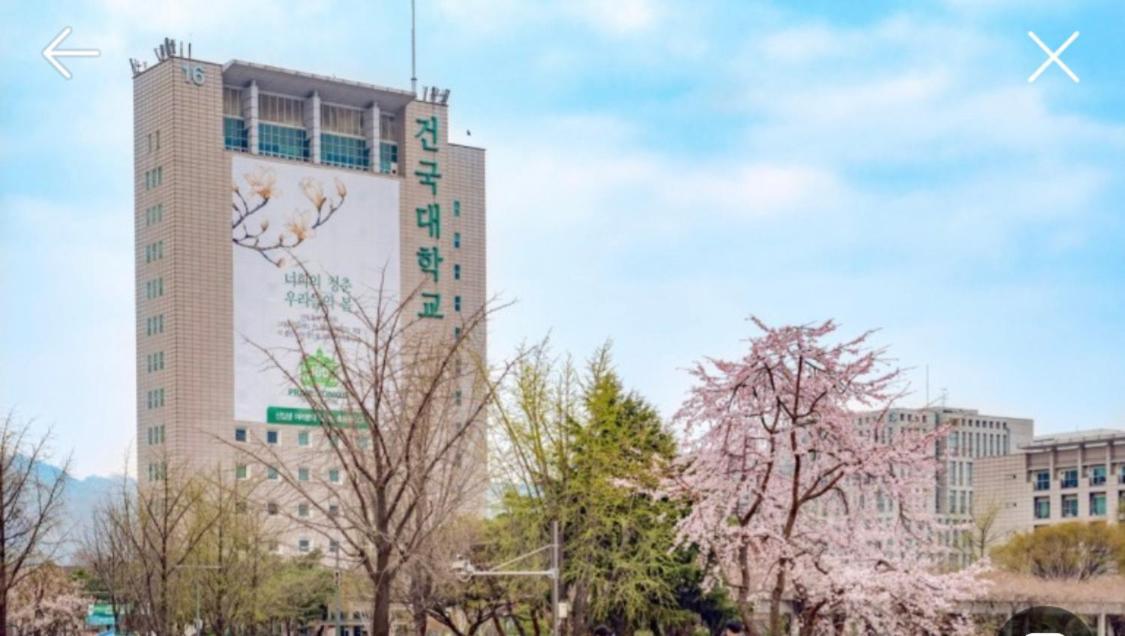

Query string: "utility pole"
[[551, 519, 562, 636], [452, 519, 564, 634], [335, 542, 343, 636]]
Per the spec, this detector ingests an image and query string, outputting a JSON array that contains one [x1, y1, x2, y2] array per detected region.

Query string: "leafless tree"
[[235, 266, 511, 636], [92, 459, 221, 636], [0, 413, 69, 636], [963, 498, 1004, 564]]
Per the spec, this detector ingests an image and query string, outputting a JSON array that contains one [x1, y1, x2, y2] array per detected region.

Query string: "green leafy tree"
[[261, 550, 335, 633], [992, 521, 1125, 580], [493, 343, 721, 635]]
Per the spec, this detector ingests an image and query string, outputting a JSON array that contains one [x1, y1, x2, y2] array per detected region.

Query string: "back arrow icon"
[[43, 27, 101, 79]]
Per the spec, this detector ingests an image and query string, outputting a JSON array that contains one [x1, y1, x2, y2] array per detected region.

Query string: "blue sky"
[[2, 0, 1125, 476]]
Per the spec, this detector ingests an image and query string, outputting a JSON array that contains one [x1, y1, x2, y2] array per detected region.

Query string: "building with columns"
[[974, 428, 1125, 541]]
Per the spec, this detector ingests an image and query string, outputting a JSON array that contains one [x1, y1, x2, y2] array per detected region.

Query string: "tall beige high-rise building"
[[854, 405, 1033, 566], [132, 43, 486, 557]]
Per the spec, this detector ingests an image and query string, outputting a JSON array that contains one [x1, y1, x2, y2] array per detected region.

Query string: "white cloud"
[[565, 0, 662, 35]]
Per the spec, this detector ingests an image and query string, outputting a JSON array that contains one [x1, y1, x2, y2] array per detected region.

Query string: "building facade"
[[974, 429, 1125, 541], [132, 45, 487, 559], [855, 406, 1034, 566]]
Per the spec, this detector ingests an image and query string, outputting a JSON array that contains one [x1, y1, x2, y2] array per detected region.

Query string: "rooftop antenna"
[[410, 0, 418, 96]]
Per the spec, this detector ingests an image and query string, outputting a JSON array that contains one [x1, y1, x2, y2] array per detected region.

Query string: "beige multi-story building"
[[855, 406, 1034, 566], [132, 42, 486, 559], [858, 406, 1034, 515], [974, 429, 1125, 541]]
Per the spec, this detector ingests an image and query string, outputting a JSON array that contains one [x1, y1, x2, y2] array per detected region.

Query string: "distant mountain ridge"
[[33, 461, 132, 564]]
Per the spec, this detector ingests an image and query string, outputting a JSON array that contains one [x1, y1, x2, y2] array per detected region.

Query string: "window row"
[[144, 166, 164, 190], [145, 314, 165, 336], [144, 240, 164, 263], [321, 133, 370, 169], [1033, 465, 1125, 491], [948, 430, 1008, 458], [259, 123, 309, 161], [146, 388, 165, 409], [296, 537, 340, 554], [144, 204, 164, 227], [265, 501, 341, 520], [1034, 491, 1122, 519], [144, 278, 165, 300], [146, 424, 165, 445], [235, 463, 343, 484], [145, 351, 165, 373]]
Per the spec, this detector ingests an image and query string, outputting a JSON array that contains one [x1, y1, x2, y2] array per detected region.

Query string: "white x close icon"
[[1028, 31, 1080, 83]]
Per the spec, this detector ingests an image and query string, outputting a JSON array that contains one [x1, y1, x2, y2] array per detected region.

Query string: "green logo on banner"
[[299, 348, 339, 389]]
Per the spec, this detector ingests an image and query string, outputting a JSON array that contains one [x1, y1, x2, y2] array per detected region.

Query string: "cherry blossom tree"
[[671, 318, 985, 636], [7, 563, 89, 636]]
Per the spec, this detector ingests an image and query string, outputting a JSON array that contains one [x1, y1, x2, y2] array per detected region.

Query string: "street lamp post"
[[452, 519, 564, 635]]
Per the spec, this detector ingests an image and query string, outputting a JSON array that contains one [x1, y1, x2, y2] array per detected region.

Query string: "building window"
[[379, 141, 398, 174], [298, 538, 310, 553], [1090, 465, 1106, 486], [144, 240, 164, 263], [1061, 494, 1078, 518], [146, 314, 165, 336], [454, 295, 461, 312], [329, 540, 340, 554], [145, 277, 165, 300], [298, 503, 309, 518], [236, 464, 249, 480], [143, 166, 163, 190], [146, 388, 165, 409], [145, 204, 164, 227], [453, 200, 461, 217], [266, 430, 279, 445], [1118, 464, 1125, 485], [223, 87, 242, 116], [321, 104, 364, 135], [259, 93, 304, 125], [1090, 492, 1107, 516], [259, 123, 309, 161], [1033, 470, 1049, 491], [454, 389, 463, 406], [298, 467, 309, 482], [453, 232, 461, 249], [1033, 496, 1049, 520], [328, 469, 340, 484], [224, 117, 248, 151], [298, 431, 310, 447], [1060, 469, 1078, 489], [235, 427, 247, 442], [321, 133, 369, 169], [453, 327, 462, 339], [453, 264, 461, 280], [267, 466, 279, 481], [267, 502, 279, 516], [328, 504, 339, 518], [146, 352, 165, 373]]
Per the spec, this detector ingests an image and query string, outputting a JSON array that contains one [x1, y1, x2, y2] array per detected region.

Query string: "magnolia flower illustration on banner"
[[231, 165, 349, 267]]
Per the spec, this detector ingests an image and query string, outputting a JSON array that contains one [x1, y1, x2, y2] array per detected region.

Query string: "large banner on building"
[[232, 155, 400, 424]]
